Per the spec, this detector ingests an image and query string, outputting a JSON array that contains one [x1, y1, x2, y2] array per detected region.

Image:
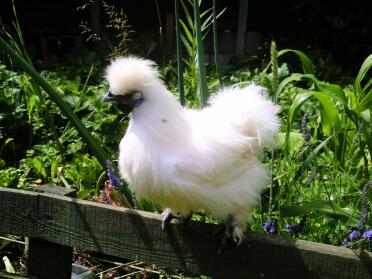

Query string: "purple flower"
[[301, 112, 311, 143], [306, 167, 317, 184], [285, 219, 305, 234], [106, 160, 123, 189], [349, 229, 361, 242], [264, 219, 277, 235], [362, 230, 372, 242], [357, 181, 371, 230]]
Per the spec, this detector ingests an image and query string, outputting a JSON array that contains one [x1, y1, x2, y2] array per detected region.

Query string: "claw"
[[161, 208, 174, 230], [215, 215, 243, 253], [161, 208, 191, 230]]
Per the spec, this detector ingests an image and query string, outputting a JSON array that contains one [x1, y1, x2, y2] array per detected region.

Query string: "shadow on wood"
[[0, 187, 371, 279]]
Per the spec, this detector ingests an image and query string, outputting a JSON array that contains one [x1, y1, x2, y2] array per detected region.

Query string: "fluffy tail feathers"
[[208, 84, 280, 147]]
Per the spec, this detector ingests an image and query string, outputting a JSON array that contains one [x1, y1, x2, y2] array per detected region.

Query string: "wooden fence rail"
[[0, 187, 371, 279]]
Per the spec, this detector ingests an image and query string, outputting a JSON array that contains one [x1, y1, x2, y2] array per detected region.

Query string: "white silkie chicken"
[[104, 56, 279, 245]]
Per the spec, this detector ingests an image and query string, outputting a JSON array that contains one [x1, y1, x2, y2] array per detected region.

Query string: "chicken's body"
[[105, 57, 279, 243]]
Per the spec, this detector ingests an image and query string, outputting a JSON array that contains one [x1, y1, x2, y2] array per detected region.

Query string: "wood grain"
[[28, 185, 76, 279], [0, 187, 371, 279]]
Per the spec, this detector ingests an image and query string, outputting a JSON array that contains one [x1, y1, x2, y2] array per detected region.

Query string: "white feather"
[[106, 56, 280, 240]]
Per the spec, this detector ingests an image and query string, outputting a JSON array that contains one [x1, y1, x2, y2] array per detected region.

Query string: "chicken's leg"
[[161, 208, 191, 230]]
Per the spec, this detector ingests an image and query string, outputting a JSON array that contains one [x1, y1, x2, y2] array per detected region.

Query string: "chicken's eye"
[[132, 92, 143, 108], [132, 92, 143, 100]]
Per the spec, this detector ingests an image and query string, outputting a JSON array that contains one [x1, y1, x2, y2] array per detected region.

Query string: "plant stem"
[[174, 0, 185, 106], [193, 0, 208, 107], [212, 0, 223, 88]]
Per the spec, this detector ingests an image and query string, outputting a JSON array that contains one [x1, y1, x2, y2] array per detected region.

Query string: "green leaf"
[[180, 34, 194, 57], [179, 19, 194, 45], [354, 54, 372, 96], [278, 49, 315, 74], [3, 256, 15, 273], [77, 189, 93, 200], [313, 93, 341, 135], [276, 73, 304, 96], [277, 132, 305, 153], [51, 160, 59, 180], [180, 0, 194, 31], [357, 89, 372, 114], [301, 135, 333, 170], [32, 157, 47, 179], [193, 0, 209, 107], [281, 200, 360, 226]]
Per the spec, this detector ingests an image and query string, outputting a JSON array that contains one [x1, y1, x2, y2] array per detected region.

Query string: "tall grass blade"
[[280, 200, 360, 227], [193, 0, 208, 107], [212, 0, 222, 88], [354, 54, 372, 97], [270, 41, 279, 101], [0, 35, 108, 168], [175, 0, 185, 105], [277, 49, 315, 75], [301, 135, 333, 170], [355, 54, 372, 113]]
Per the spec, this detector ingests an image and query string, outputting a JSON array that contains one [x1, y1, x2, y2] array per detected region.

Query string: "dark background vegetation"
[[0, 0, 371, 81]]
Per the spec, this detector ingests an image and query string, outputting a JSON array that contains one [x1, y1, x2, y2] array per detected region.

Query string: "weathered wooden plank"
[[32, 184, 77, 197], [0, 188, 371, 279], [0, 271, 36, 279], [28, 185, 75, 279], [0, 188, 39, 237]]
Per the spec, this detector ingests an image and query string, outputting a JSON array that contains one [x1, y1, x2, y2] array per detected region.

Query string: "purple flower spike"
[[349, 229, 361, 242], [362, 230, 372, 242], [264, 219, 278, 235], [106, 160, 123, 189]]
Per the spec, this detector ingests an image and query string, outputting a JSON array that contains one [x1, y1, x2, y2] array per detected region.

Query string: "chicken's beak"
[[103, 90, 134, 114]]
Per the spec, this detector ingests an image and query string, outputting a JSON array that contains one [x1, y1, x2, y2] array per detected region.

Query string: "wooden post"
[[236, 0, 249, 55], [27, 185, 76, 279]]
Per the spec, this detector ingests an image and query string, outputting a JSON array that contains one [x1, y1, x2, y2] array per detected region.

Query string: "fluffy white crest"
[[105, 56, 161, 95]]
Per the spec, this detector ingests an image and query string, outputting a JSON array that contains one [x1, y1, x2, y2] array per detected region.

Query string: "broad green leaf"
[[179, 19, 194, 45], [278, 49, 315, 74], [51, 160, 59, 180], [360, 109, 371, 122], [180, 34, 194, 57], [363, 77, 372, 93], [77, 189, 92, 200], [32, 157, 47, 179], [276, 73, 304, 96], [357, 89, 372, 113], [313, 93, 341, 135], [277, 132, 305, 153], [315, 81, 346, 105], [281, 200, 360, 226], [180, 0, 194, 30], [354, 54, 372, 96], [277, 73, 346, 105]]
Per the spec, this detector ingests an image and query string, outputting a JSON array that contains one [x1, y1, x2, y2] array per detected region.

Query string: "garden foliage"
[[0, 0, 371, 249]]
